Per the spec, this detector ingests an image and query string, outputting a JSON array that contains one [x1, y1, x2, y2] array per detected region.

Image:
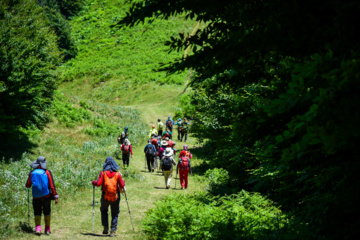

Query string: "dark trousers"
[[177, 129, 181, 140], [122, 153, 130, 167], [100, 193, 120, 231], [146, 155, 155, 172], [158, 130, 163, 137], [181, 132, 188, 142], [33, 197, 51, 216]]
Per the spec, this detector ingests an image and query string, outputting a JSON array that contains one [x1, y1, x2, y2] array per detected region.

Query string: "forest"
[[1, 0, 359, 239]]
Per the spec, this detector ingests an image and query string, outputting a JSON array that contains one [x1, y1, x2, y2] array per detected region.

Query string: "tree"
[[0, 0, 61, 152], [118, 1, 360, 239]]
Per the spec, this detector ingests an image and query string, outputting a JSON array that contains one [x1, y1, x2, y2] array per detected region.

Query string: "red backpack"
[[123, 145, 130, 154], [180, 157, 189, 171]]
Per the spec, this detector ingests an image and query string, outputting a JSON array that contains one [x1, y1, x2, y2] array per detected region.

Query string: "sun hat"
[[152, 125, 155, 128], [30, 156, 47, 169], [165, 148, 172, 157], [165, 137, 169, 141], [161, 140, 168, 146]]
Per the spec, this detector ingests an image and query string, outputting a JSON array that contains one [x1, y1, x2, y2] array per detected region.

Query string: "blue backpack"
[[31, 169, 50, 198]]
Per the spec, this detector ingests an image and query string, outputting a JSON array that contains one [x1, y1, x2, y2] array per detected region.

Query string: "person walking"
[[177, 153, 192, 189], [121, 139, 133, 167], [117, 127, 129, 144], [144, 140, 157, 172], [92, 156, 125, 237], [161, 148, 177, 189], [181, 119, 190, 142], [175, 118, 182, 141], [148, 125, 158, 139], [156, 142, 165, 171], [157, 118, 164, 137], [25, 156, 59, 235], [179, 144, 192, 159], [162, 128, 172, 140], [165, 116, 175, 133]]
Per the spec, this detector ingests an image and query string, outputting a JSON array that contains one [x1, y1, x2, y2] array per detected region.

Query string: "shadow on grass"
[[81, 233, 109, 237], [0, 131, 37, 162], [154, 187, 167, 189]]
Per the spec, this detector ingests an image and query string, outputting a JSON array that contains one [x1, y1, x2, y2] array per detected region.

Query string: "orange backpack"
[[103, 171, 119, 201]]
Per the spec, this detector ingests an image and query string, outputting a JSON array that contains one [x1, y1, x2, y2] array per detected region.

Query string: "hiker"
[[175, 118, 182, 141], [179, 144, 192, 159], [144, 139, 157, 172], [157, 142, 165, 171], [148, 125, 158, 139], [117, 127, 129, 144], [92, 156, 125, 237], [161, 148, 177, 189], [25, 156, 59, 235], [181, 119, 190, 142], [166, 137, 176, 156], [157, 118, 164, 137], [165, 116, 174, 133], [177, 153, 192, 189], [121, 139, 133, 167], [162, 128, 172, 140]]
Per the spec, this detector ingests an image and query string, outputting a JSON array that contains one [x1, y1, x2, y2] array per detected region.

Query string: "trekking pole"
[[175, 170, 178, 189], [92, 185, 95, 233], [27, 188, 30, 225], [123, 188, 135, 231]]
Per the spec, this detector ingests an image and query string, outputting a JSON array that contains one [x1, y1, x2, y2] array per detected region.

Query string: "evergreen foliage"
[[119, 0, 360, 238], [0, 0, 61, 154]]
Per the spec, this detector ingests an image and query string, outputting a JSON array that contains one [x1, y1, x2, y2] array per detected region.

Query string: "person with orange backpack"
[[177, 152, 192, 189], [121, 139, 133, 167], [165, 116, 174, 133], [25, 156, 59, 235], [92, 156, 125, 237]]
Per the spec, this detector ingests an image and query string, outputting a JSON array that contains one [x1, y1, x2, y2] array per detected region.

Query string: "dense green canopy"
[[118, 0, 360, 239]]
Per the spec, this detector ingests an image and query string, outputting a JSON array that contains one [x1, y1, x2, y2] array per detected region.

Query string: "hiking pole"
[[92, 185, 95, 233], [123, 188, 135, 231], [27, 188, 30, 225], [175, 170, 178, 189]]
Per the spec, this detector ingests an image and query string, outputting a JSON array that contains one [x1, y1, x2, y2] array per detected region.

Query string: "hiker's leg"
[[122, 154, 126, 167], [184, 171, 189, 188], [184, 133, 188, 142], [150, 156, 155, 170], [33, 198, 42, 233], [166, 171, 173, 187], [177, 129, 181, 140], [110, 196, 120, 232], [159, 130, 163, 137], [164, 171, 170, 187], [100, 196, 110, 231], [179, 170, 185, 188], [146, 156, 151, 172], [42, 198, 51, 231]]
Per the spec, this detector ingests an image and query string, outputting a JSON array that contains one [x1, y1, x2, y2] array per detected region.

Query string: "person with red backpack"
[[121, 139, 133, 167], [177, 152, 192, 189], [179, 144, 192, 159], [166, 116, 174, 133], [92, 156, 125, 237], [25, 156, 59, 235]]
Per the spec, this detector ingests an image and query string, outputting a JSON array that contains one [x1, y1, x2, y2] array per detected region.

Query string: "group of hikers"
[[25, 116, 192, 237]]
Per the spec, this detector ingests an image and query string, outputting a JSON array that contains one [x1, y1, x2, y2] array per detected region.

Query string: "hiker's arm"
[[118, 174, 125, 190], [144, 145, 147, 153], [25, 171, 32, 188], [46, 170, 59, 199], [92, 171, 104, 187]]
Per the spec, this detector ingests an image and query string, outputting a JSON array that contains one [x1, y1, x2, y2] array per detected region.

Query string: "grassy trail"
[[16, 86, 205, 240]]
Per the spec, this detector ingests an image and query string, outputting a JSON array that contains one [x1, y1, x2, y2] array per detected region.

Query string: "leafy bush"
[[143, 191, 304, 240]]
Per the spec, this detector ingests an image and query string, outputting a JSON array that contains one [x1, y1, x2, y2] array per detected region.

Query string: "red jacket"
[[121, 144, 133, 155], [93, 171, 125, 193], [26, 167, 58, 199]]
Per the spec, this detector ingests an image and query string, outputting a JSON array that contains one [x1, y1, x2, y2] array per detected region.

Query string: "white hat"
[[165, 137, 169, 141], [161, 140, 168, 146], [164, 148, 172, 157]]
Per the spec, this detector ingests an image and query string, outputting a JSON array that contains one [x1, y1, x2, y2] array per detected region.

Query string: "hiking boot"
[[110, 230, 116, 237], [152, 168, 154, 172], [45, 226, 51, 235], [35, 225, 41, 235], [103, 227, 109, 234]]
